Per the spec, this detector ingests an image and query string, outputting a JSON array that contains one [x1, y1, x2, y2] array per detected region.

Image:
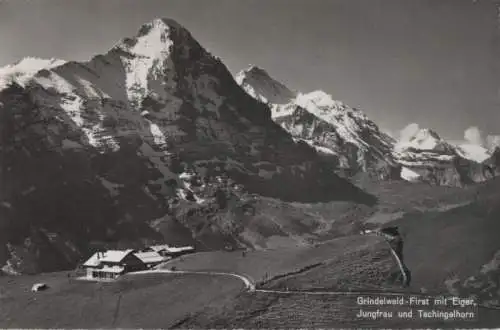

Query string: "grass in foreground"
[[0, 272, 243, 329], [175, 290, 500, 329]]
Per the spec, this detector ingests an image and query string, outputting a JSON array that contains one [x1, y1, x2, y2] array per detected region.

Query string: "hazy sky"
[[1, 0, 499, 140]]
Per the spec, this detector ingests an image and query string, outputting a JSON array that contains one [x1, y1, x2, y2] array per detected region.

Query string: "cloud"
[[399, 123, 420, 142], [486, 135, 500, 150], [464, 126, 484, 146]]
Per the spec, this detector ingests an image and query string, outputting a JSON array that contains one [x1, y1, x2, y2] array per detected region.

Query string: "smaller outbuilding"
[[133, 251, 169, 269], [145, 244, 195, 258]]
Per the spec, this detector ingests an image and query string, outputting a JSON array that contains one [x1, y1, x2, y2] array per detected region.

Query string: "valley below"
[[2, 178, 500, 328]]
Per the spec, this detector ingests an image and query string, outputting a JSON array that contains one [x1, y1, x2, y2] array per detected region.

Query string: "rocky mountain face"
[[0, 18, 376, 274], [236, 66, 500, 188], [236, 66, 401, 181], [234, 65, 295, 105], [394, 128, 499, 186]]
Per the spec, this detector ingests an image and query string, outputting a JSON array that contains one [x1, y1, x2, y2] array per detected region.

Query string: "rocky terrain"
[[394, 127, 500, 186], [236, 66, 400, 181], [237, 66, 500, 187], [0, 18, 375, 274], [1, 16, 499, 276]]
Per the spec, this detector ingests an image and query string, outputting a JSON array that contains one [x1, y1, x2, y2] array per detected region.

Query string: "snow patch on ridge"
[[456, 144, 491, 163], [395, 128, 442, 151], [401, 167, 421, 182], [295, 90, 347, 111], [118, 19, 175, 107], [293, 90, 377, 151], [298, 138, 337, 155], [149, 122, 167, 146], [0, 57, 66, 89], [271, 103, 298, 118]]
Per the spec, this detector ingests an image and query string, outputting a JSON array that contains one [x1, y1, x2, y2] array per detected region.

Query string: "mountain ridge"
[[394, 125, 499, 186], [236, 65, 401, 181], [235, 65, 296, 105], [236, 67, 500, 186], [0, 18, 375, 274]]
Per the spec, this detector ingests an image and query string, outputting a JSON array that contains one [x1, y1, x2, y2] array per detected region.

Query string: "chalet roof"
[[148, 244, 194, 253], [83, 249, 135, 267], [165, 246, 194, 253], [133, 251, 166, 264]]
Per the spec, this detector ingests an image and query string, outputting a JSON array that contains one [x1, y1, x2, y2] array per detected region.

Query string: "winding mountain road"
[[128, 268, 500, 312], [128, 233, 499, 311], [130, 269, 256, 291]]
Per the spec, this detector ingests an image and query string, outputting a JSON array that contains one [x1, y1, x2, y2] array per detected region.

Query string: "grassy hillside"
[[176, 289, 500, 329], [0, 272, 243, 329], [166, 178, 500, 328], [2, 178, 500, 328], [0, 233, 399, 328], [382, 178, 500, 306], [160, 234, 395, 286]]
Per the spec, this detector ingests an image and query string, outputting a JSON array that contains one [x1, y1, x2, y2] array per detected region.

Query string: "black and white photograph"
[[1, 0, 500, 328]]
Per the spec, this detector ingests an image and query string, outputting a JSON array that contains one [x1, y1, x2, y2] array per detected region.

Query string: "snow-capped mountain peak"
[[408, 128, 441, 146], [236, 66, 398, 178], [456, 143, 492, 163], [0, 56, 66, 89], [114, 17, 194, 54], [235, 65, 296, 104], [235, 65, 271, 80], [295, 90, 348, 113], [393, 123, 499, 185], [1, 16, 360, 206], [412, 128, 440, 139], [110, 18, 181, 107], [115, 18, 175, 56], [395, 127, 449, 152], [1, 17, 382, 272]]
